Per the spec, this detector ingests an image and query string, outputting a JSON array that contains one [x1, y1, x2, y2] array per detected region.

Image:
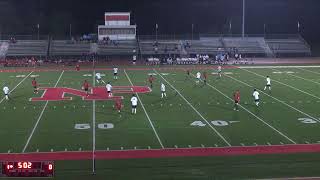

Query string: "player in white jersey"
[[113, 67, 118, 80], [217, 66, 222, 78], [252, 89, 260, 106], [131, 94, 138, 114], [264, 76, 271, 91], [95, 72, 105, 84], [106, 82, 112, 97], [160, 83, 167, 98], [3, 86, 9, 100], [196, 72, 201, 84]]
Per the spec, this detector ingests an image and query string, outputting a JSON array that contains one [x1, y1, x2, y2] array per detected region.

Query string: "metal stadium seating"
[[50, 40, 91, 56], [0, 40, 48, 57], [97, 40, 137, 55], [185, 38, 223, 54], [139, 40, 181, 55], [265, 38, 311, 56]]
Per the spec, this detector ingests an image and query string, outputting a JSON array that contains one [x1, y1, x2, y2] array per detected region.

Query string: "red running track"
[[1, 144, 320, 161]]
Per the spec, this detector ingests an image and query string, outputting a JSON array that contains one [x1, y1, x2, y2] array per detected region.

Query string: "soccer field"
[[1, 65, 320, 179]]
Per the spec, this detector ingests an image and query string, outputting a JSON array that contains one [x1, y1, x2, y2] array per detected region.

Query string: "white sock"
[[164, 93, 167, 97], [132, 109, 134, 114], [134, 108, 136, 114], [269, 87, 271, 90], [5, 95, 8, 100], [264, 86, 266, 90], [161, 93, 163, 98]]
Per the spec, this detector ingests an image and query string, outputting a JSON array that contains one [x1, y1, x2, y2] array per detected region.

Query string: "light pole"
[[37, 24, 40, 40], [242, 0, 246, 38], [191, 23, 194, 40], [155, 23, 158, 41], [69, 24, 72, 39]]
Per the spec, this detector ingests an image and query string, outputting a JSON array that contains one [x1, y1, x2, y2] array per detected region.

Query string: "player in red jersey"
[[75, 64, 80, 71], [233, 90, 240, 111], [185, 69, 191, 81], [148, 75, 155, 89], [32, 78, 38, 94], [114, 98, 123, 115], [202, 72, 208, 86], [82, 80, 90, 96]]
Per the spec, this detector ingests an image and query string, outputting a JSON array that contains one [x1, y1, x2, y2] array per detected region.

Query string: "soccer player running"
[[264, 76, 271, 91], [148, 75, 155, 89], [217, 65, 222, 78], [95, 72, 105, 84], [185, 69, 191, 81], [233, 90, 240, 111], [202, 72, 208, 86], [160, 82, 167, 98], [3, 86, 9, 100], [75, 64, 80, 71], [32, 78, 39, 94], [82, 80, 90, 97], [252, 89, 260, 106], [196, 72, 201, 85], [106, 82, 113, 97], [113, 67, 118, 80], [131, 94, 138, 114], [114, 98, 123, 115]]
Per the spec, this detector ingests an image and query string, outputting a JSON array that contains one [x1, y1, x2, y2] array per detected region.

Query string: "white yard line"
[[154, 69, 231, 146], [225, 74, 320, 123], [241, 68, 320, 100], [124, 70, 165, 149], [0, 71, 33, 104], [296, 67, 320, 75], [286, 73, 320, 86], [22, 71, 64, 153], [239, 65, 320, 69], [190, 73, 296, 144], [92, 69, 96, 173]]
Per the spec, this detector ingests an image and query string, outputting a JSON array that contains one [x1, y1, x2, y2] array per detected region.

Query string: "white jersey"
[[95, 73, 101, 79], [196, 72, 201, 79], [113, 68, 118, 74], [266, 77, 271, 85], [3, 86, 9, 94], [161, 83, 166, 92], [106, 84, 112, 92], [133, 55, 137, 61], [253, 91, 260, 100], [218, 66, 222, 72], [131, 96, 138, 106]]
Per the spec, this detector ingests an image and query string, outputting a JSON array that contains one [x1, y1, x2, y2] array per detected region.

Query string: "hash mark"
[[107, 147, 109, 151], [254, 143, 258, 146], [240, 143, 245, 146], [188, 145, 192, 148], [280, 142, 284, 145], [134, 146, 137, 150], [7, 150, 10, 153], [36, 149, 39, 152], [51, 149, 53, 152], [121, 147, 124, 150], [148, 146, 151, 149], [65, 148, 67, 151], [201, 144, 205, 148], [174, 145, 178, 148], [305, 141, 310, 144], [267, 142, 271, 145], [79, 148, 82, 151], [214, 144, 218, 147]]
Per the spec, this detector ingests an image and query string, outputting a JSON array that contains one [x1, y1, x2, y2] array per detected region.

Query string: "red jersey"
[[148, 76, 155, 83], [32, 80, 37, 87], [115, 99, 122, 111], [234, 91, 240, 102], [203, 72, 207, 79], [83, 82, 90, 89], [76, 64, 80, 71]]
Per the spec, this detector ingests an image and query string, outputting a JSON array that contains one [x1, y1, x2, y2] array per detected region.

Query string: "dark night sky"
[[0, 0, 319, 43]]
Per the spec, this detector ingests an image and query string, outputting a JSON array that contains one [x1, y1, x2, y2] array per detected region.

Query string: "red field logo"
[[30, 86, 151, 101]]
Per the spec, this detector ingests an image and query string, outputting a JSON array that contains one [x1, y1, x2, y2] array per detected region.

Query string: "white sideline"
[[242, 68, 320, 100], [22, 71, 65, 153], [92, 69, 96, 169], [225, 74, 320, 123], [124, 70, 165, 149], [0, 71, 33, 104], [154, 69, 232, 146], [190, 73, 296, 144]]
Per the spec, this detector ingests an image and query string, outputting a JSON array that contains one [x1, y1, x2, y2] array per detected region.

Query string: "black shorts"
[[114, 73, 117, 76], [84, 88, 89, 92], [254, 99, 260, 102], [234, 100, 239, 104], [266, 84, 271, 87], [5, 93, 8, 96], [107, 91, 111, 93], [132, 105, 137, 108], [33, 86, 37, 89]]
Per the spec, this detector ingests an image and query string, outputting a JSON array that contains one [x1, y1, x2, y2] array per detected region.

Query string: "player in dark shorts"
[[233, 90, 240, 111], [76, 64, 80, 71], [82, 80, 90, 96], [32, 78, 38, 94], [185, 69, 191, 81], [148, 75, 155, 89]]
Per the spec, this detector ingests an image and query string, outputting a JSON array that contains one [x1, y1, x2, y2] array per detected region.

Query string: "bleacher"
[[97, 40, 137, 55], [0, 40, 48, 57], [50, 40, 90, 56], [185, 38, 223, 54], [139, 40, 181, 55], [266, 38, 311, 56], [222, 37, 266, 55]]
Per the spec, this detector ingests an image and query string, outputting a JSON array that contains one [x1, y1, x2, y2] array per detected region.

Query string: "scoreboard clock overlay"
[[1, 161, 54, 177]]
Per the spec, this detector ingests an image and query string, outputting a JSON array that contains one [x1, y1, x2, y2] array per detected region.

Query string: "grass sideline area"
[[1, 64, 320, 179]]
